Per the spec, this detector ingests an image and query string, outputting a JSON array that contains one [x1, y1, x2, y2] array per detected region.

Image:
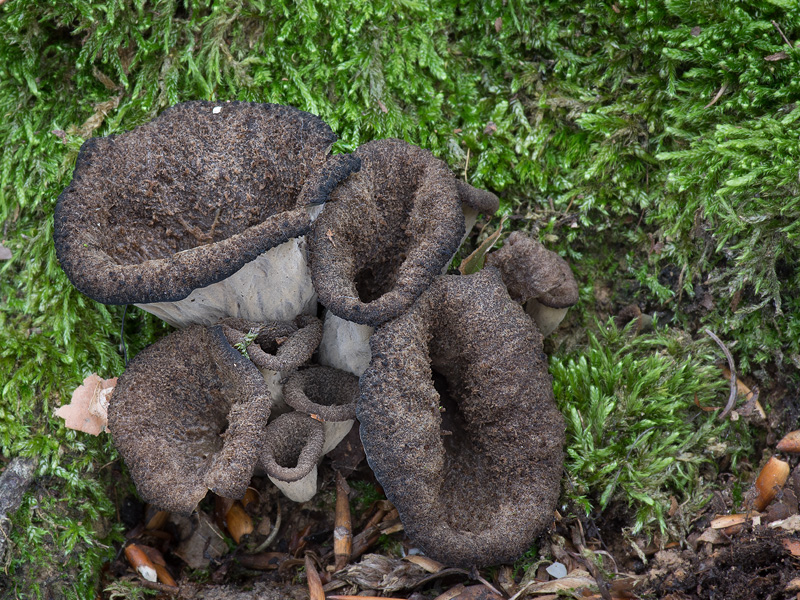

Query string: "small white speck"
[[212, 106, 222, 114]]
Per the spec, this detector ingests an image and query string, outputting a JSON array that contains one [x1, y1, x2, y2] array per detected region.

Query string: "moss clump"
[[551, 320, 753, 538]]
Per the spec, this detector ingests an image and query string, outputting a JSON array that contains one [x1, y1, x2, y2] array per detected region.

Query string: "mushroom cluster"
[[54, 101, 576, 567]]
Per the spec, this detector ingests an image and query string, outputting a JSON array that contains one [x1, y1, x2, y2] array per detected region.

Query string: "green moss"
[[550, 320, 754, 538], [0, 0, 795, 593]]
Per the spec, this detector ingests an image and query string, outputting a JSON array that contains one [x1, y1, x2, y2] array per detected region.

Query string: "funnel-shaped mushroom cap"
[[54, 101, 359, 313], [284, 366, 359, 453], [108, 325, 271, 514], [308, 139, 466, 326], [261, 412, 325, 502], [358, 268, 565, 567], [484, 231, 578, 308], [219, 315, 323, 372]]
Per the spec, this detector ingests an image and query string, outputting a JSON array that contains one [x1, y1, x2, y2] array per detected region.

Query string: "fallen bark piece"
[[238, 552, 290, 570], [124, 544, 157, 582], [753, 456, 791, 511], [0, 457, 37, 561], [56, 374, 117, 435]]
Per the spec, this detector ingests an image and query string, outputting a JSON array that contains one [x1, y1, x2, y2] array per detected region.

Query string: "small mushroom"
[[308, 138, 492, 326], [454, 179, 500, 239], [358, 268, 565, 567], [283, 366, 359, 454], [484, 231, 578, 336], [219, 315, 323, 413], [107, 324, 271, 514], [54, 101, 360, 327], [260, 412, 325, 503]]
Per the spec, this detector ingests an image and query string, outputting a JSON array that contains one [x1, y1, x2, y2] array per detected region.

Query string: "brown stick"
[[334, 472, 353, 571]]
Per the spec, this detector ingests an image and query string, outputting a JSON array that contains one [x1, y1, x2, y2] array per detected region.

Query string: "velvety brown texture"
[[219, 315, 323, 372], [308, 138, 467, 326], [283, 366, 359, 421], [454, 180, 499, 215], [484, 231, 578, 308], [260, 412, 325, 482], [54, 101, 359, 305], [358, 268, 565, 567], [107, 325, 271, 514]]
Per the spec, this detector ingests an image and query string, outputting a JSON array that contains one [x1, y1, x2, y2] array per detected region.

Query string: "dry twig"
[[705, 329, 737, 419]]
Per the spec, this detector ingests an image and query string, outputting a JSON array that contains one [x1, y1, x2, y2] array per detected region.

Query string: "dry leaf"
[[514, 569, 596, 596], [769, 514, 800, 533], [459, 215, 507, 275], [782, 538, 800, 557], [765, 50, 789, 61], [56, 374, 117, 435], [403, 554, 444, 573]]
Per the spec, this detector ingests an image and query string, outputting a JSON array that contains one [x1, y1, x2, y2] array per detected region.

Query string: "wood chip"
[[434, 584, 465, 600]]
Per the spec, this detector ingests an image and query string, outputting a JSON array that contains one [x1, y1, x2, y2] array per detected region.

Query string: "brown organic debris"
[[776, 430, 800, 453], [334, 472, 353, 571], [56, 374, 117, 436], [753, 457, 791, 511], [305, 554, 325, 600], [124, 543, 157, 582]]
